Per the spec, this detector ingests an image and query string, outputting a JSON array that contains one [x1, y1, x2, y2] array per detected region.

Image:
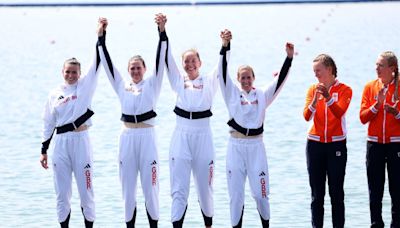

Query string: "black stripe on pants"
[[306, 140, 347, 228], [366, 141, 400, 228]]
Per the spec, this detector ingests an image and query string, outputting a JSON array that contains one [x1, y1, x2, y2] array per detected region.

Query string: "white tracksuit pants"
[[119, 127, 159, 222], [169, 124, 215, 222], [52, 130, 95, 223], [226, 136, 270, 226]]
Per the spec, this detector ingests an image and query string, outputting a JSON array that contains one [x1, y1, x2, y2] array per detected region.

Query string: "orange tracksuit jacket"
[[303, 80, 352, 143], [360, 79, 400, 144]]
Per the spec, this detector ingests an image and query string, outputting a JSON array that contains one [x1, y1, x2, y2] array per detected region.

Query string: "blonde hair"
[[181, 49, 201, 61], [380, 51, 399, 100], [128, 55, 146, 69], [63, 57, 81, 71], [237, 65, 255, 80], [313, 54, 337, 78]]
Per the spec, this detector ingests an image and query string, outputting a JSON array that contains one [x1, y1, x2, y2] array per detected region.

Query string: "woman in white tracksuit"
[[39, 19, 106, 228], [218, 30, 294, 228], [165, 21, 219, 228], [97, 15, 167, 228]]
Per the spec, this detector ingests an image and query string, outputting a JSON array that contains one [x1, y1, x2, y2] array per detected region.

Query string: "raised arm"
[[97, 17, 125, 94], [148, 13, 168, 97], [218, 29, 237, 104], [264, 42, 294, 108], [164, 26, 183, 93], [76, 19, 103, 98]]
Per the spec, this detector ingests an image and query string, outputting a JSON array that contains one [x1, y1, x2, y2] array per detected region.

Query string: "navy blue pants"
[[306, 140, 347, 228], [366, 142, 400, 228]]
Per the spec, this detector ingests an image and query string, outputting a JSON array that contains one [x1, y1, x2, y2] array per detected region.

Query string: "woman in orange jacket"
[[303, 54, 352, 228], [360, 51, 400, 228]]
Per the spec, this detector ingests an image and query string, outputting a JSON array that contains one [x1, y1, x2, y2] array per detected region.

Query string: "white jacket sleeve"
[[147, 30, 168, 99], [97, 32, 125, 95], [76, 39, 101, 104], [263, 57, 292, 108], [165, 40, 183, 93], [218, 43, 238, 106], [41, 93, 57, 154]]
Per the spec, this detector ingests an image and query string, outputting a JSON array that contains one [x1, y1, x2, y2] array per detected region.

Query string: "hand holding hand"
[[97, 17, 108, 36], [220, 29, 232, 47], [155, 13, 167, 32]]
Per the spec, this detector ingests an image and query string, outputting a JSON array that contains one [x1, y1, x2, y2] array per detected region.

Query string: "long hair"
[[380, 51, 399, 101]]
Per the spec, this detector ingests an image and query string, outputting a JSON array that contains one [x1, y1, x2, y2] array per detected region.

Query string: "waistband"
[[230, 131, 262, 139], [123, 122, 153, 128], [56, 109, 94, 134], [174, 106, 212, 119], [227, 119, 263, 136], [121, 110, 157, 123]]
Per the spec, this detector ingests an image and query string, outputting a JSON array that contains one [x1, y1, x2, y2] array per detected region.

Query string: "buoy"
[[315, 27, 319, 31], [50, 40, 56, 44], [294, 51, 299, 56], [306, 37, 310, 41]]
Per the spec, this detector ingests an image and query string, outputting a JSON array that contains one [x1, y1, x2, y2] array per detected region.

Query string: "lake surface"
[[1, 2, 400, 227]]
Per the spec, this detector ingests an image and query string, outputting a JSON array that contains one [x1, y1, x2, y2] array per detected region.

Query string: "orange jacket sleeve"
[[327, 86, 352, 119], [303, 85, 315, 121], [360, 83, 378, 124]]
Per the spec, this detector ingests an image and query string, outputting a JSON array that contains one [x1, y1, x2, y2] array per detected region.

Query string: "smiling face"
[[62, 62, 81, 85], [128, 58, 146, 84], [237, 66, 255, 93], [182, 50, 201, 80]]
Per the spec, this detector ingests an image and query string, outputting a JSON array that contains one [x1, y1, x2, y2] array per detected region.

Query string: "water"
[[1, 2, 400, 227]]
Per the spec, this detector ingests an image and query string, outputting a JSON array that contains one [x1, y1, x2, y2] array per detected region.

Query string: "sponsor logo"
[[208, 160, 214, 186], [60, 95, 77, 105], [151, 166, 157, 186], [184, 77, 204, 90], [58, 95, 64, 100], [336, 151, 341, 157], [260, 178, 267, 198], [126, 86, 142, 94], [241, 100, 258, 105], [259, 171, 266, 177], [332, 92, 338, 102], [84, 164, 91, 190], [151, 160, 157, 165]]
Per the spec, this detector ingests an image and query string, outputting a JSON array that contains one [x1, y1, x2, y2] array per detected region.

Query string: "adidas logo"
[[151, 160, 157, 165], [84, 164, 91, 169], [58, 95, 64, 100], [209, 160, 214, 165], [259, 171, 266, 176]]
